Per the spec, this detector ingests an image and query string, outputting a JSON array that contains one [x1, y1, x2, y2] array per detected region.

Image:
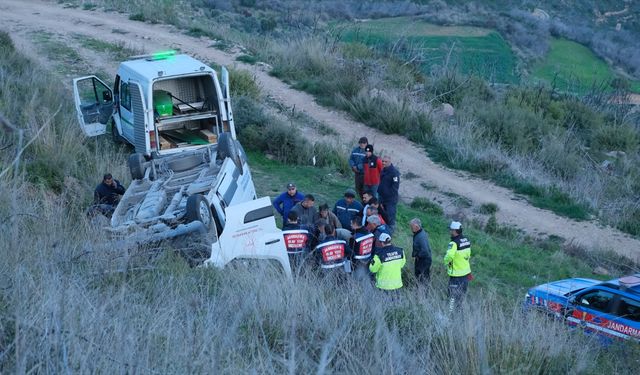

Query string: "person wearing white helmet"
[[444, 221, 472, 311]]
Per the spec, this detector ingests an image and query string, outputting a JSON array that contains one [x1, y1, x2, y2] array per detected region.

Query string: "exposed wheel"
[[186, 194, 213, 230], [216, 132, 244, 174], [111, 120, 124, 144], [128, 153, 146, 180]]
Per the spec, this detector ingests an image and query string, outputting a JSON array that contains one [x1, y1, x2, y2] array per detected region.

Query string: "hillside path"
[[1, 0, 638, 262]]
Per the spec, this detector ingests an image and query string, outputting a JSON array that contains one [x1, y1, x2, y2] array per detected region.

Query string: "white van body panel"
[[205, 197, 291, 279]]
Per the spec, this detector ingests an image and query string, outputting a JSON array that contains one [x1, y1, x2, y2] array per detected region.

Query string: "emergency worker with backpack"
[[282, 211, 311, 271], [349, 215, 374, 280]]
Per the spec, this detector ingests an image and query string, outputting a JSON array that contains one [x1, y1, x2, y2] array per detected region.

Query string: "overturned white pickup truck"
[[73, 52, 290, 276]]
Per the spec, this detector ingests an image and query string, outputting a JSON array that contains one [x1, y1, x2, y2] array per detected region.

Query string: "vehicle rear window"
[[121, 82, 131, 111], [617, 297, 640, 322], [578, 290, 615, 312]]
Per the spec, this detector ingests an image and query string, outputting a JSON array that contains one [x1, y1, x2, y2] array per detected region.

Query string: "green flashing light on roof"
[[150, 50, 177, 61], [128, 50, 177, 61]]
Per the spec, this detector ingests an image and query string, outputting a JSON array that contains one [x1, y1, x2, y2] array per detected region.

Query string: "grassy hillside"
[[2, 29, 640, 373], [338, 17, 519, 84], [532, 38, 640, 93]]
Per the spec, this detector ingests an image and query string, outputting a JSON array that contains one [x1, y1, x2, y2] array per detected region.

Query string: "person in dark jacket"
[[273, 182, 304, 222], [290, 194, 318, 228], [349, 137, 368, 198], [378, 156, 400, 233], [334, 188, 363, 230], [410, 218, 432, 284], [93, 173, 126, 216]]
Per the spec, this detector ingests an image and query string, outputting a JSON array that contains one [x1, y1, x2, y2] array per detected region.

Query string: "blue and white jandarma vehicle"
[[524, 274, 640, 342]]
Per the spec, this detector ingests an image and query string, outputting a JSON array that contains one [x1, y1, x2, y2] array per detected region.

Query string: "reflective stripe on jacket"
[[443, 235, 471, 277], [369, 245, 406, 290]]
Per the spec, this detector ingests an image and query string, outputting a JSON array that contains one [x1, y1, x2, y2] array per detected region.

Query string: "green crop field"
[[337, 17, 519, 84], [532, 38, 640, 94]]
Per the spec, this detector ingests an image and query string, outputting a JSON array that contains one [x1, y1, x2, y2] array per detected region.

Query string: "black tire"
[[186, 194, 213, 230], [128, 153, 146, 180], [216, 132, 244, 174], [111, 120, 124, 144]]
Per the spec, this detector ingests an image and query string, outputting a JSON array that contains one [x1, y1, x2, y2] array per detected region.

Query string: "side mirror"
[[102, 90, 113, 102]]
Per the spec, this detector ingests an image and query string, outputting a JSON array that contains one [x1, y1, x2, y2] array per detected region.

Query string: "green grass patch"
[[532, 38, 640, 94], [409, 197, 443, 216], [72, 34, 136, 61], [478, 202, 499, 215], [128, 12, 145, 22], [496, 174, 591, 220], [337, 17, 518, 83], [236, 54, 258, 65]]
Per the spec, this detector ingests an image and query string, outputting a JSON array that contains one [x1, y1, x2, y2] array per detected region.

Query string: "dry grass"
[[0, 191, 610, 373]]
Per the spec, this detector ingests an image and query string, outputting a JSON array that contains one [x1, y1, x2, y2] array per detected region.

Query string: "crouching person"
[[369, 233, 406, 294], [90, 173, 126, 217], [282, 211, 311, 272], [314, 225, 349, 277]]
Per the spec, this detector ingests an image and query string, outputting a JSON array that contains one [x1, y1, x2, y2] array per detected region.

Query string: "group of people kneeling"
[[274, 182, 472, 310], [274, 183, 429, 293]]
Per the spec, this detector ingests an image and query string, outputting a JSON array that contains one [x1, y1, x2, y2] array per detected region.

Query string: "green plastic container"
[[153, 90, 173, 117]]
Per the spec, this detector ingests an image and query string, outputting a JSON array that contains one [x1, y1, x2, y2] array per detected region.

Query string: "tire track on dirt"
[[1, 0, 638, 261]]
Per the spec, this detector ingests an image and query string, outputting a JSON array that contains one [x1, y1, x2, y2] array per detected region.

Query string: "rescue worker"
[[369, 232, 406, 291], [290, 194, 317, 229], [362, 144, 383, 199], [282, 211, 311, 270], [350, 215, 374, 279], [378, 155, 400, 233], [273, 182, 304, 222], [410, 218, 432, 285], [314, 224, 348, 275], [93, 173, 126, 216], [334, 188, 363, 230], [349, 137, 368, 198], [444, 221, 472, 312]]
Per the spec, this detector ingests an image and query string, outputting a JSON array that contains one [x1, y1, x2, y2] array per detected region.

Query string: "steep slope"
[[0, 0, 638, 261]]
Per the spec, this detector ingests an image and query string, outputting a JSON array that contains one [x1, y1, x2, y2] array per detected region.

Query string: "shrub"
[[128, 12, 145, 22], [236, 54, 258, 65], [478, 203, 498, 215], [229, 69, 260, 99], [410, 197, 443, 215], [0, 31, 15, 52]]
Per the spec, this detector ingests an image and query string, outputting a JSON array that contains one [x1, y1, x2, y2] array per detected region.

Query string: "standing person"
[[378, 156, 400, 233], [93, 173, 126, 216], [334, 188, 363, 230], [273, 182, 304, 222], [410, 218, 432, 285], [290, 194, 318, 229], [444, 221, 472, 312], [363, 144, 383, 199], [360, 190, 374, 225], [349, 137, 369, 199], [369, 233, 406, 291], [350, 215, 374, 279]]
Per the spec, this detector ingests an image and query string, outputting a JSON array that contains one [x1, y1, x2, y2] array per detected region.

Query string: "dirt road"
[[1, 0, 638, 261]]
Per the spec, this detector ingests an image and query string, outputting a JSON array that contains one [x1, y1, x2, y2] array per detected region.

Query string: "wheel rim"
[[199, 200, 211, 227]]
